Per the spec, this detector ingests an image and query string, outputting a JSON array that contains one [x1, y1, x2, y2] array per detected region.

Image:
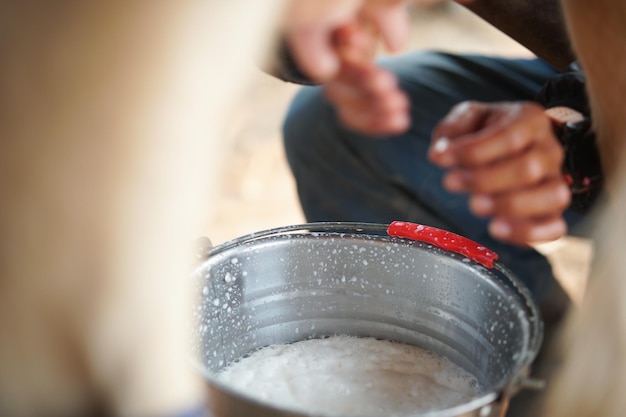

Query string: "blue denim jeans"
[[283, 51, 583, 303]]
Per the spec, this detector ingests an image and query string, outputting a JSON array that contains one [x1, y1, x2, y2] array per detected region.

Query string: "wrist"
[[544, 106, 603, 213]]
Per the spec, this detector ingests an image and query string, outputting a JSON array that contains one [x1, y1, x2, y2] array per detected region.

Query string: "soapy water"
[[217, 335, 482, 417]]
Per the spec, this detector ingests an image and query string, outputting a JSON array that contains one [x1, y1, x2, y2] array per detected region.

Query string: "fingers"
[[469, 178, 570, 245], [332, 21, 380, 67], [429, 100, 570, 245], [467, 173, 571, 245], [488, 216, 568, 245], [442, 144, 564, 194], [287, 26, 342, 82], [284, 1, 412, 133], [283, 0, 412, 82], [430, 102, 552, 168], [428, 102, 492, 167], [469, 178, 571, 219], [323, 12, 410, 135], [362, 0, 411, 52], [323, 60, 410, 135], [283, 0, 363, 81], [334, 97, 410, 134]]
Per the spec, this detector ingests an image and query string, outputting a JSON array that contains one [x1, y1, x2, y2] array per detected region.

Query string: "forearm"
[[460, 0, 575, 70], [559, 0, 626, 186]]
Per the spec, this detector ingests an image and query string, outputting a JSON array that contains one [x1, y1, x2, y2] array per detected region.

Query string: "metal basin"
[[192, 222, 542, 417]]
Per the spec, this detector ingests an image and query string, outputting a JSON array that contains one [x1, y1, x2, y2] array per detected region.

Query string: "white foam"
[[217, 335, 481, 416]]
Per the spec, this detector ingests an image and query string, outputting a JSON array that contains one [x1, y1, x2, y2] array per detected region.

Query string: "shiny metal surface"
[[192, 223, 543, 417]]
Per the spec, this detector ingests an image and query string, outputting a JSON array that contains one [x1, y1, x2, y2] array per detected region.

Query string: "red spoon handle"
[[387, 221, 498, 269]]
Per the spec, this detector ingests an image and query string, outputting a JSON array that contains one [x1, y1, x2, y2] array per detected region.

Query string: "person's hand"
[[282, 0, 411, 82], [323, 22, 410, 135], [428, 101, 571, 245]]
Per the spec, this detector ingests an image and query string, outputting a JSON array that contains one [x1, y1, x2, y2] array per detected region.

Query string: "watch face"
[[545, 106, 586, 125], [559, 118, 602, 214]]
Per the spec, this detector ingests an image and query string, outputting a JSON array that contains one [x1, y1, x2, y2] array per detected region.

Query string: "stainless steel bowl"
[[192, 222, 543, 417]]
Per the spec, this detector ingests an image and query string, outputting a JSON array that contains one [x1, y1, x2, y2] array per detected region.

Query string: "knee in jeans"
[[282, 85, 335, 162]]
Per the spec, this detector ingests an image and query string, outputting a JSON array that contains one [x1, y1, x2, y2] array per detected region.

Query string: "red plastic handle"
[[387, 221, 498, 269]]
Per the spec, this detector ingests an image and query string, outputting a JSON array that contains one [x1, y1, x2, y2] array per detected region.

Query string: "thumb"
[[287, 27, 340, 82], [364, 0, 411, 52], [428, 101, 489, 166], [431, 101, 490, 142]]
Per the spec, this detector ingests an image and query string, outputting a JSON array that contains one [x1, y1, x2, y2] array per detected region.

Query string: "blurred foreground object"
[[544, 0, 626, 416], [0, 1, 282, 416]]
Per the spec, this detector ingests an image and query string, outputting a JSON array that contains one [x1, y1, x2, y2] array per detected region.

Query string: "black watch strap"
[[537, 63, 604, 214], [545, 108, 603, 213]]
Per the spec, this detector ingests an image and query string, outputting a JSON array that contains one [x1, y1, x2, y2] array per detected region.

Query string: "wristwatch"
[[545, 106, 603, 213]]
